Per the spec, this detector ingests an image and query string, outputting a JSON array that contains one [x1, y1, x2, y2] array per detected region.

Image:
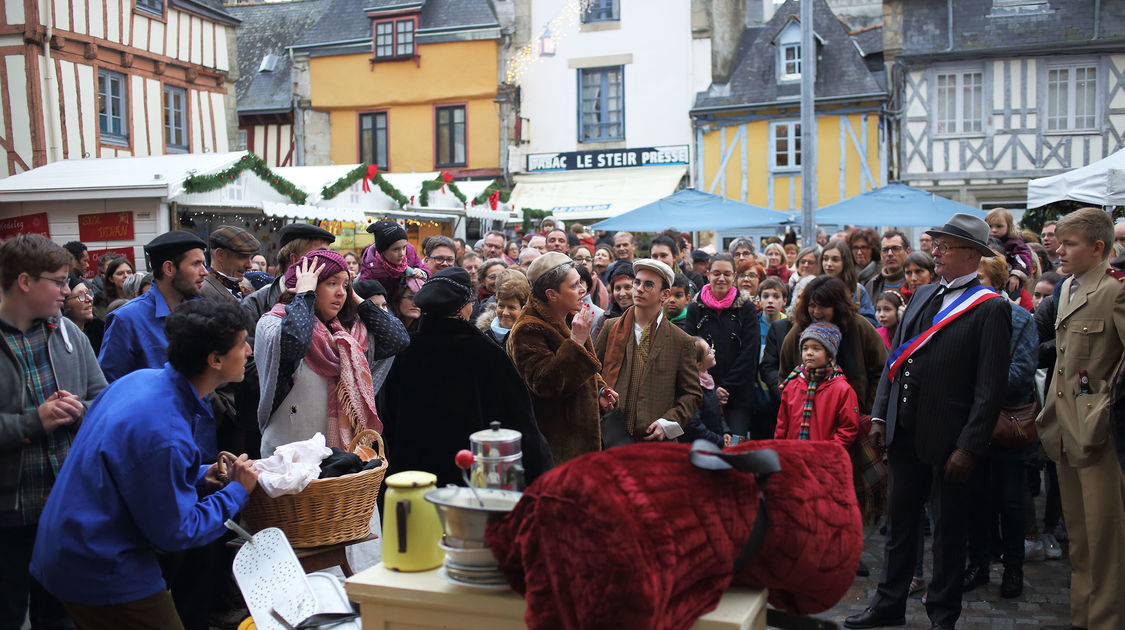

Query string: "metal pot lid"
[[469, 421, 522, 446]]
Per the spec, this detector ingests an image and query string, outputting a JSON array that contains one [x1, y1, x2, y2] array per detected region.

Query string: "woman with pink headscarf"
[[255, 249, 410, 456]]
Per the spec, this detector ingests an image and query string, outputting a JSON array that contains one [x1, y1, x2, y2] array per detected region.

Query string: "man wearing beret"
[[241, 223, 334, 324], [99, 231, 209, 385], [594, 259, 701, 445], [201, 226, 260, 302]]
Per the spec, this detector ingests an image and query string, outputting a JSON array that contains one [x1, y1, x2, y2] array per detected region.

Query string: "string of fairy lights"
[[505, 0, 593, 85]]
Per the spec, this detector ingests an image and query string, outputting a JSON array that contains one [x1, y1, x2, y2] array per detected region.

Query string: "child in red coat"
[[775, 322, 859, 447]]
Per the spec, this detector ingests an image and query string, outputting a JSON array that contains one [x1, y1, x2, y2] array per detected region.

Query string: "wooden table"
[[226, 533, 378, 577], [346, 562, 768, 629]]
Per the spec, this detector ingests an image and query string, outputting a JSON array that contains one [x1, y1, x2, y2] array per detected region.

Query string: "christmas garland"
[[521, 208, 550, 231], [320, 164, 409, 208], [182, 153, 308, 205], [418, 172, 467, 207], [470, 180, 512, 206]]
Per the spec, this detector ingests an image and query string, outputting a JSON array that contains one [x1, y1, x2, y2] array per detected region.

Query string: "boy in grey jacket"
[[0, 234, 106, 629]]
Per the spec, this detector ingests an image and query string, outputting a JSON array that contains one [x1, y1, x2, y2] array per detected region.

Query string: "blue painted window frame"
[[577, 66, 624, 143]]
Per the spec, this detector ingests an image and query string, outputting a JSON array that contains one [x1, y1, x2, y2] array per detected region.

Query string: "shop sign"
[[85, 247, 136, 279], [0, 212, 51, 239], [526, 145, 689, 173], [78, 211, 134, 242]]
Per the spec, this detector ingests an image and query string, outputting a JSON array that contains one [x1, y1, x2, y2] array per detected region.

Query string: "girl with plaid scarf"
[[775, 322, 859, 447]]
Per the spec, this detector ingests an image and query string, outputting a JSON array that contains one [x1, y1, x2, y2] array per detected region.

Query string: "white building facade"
[[507, 0, 713, 222]]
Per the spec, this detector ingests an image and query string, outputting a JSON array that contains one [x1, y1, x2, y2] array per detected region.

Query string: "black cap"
[[145, 230, 207, 269], [353, 279, 387, 300], [278, 222, 335, 247], [413, 267, 474, 317], [690, 249, 711, 264], [367, 220, 409, 253]]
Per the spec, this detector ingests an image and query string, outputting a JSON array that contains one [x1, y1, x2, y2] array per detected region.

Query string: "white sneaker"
[[1025, 537, 1046, 562], [1041, 533, 1062, 559]]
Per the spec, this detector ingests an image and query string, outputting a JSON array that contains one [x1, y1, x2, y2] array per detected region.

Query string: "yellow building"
[[691, 0, 887, 224], [294, 0, 503, 177]]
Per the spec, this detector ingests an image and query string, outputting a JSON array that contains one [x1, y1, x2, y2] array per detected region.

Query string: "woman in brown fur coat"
[[508, 253, 614, 464]]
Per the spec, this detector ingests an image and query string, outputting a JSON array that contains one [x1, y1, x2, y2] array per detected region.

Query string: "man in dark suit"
[[845, 214, 1011, 630]]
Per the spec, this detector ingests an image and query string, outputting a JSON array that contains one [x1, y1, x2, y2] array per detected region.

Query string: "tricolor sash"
[[885, 284, 999, 382]]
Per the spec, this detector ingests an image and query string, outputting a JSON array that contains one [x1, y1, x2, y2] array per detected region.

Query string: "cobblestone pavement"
[[810, 514, 1073, 629]]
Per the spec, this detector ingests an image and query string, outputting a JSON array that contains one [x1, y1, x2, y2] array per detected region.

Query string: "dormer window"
[[374, 17, 416, 59], [776, 20, 802, 82]]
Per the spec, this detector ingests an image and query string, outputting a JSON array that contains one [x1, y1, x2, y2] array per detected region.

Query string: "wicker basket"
[[241, 430, 387, 548]]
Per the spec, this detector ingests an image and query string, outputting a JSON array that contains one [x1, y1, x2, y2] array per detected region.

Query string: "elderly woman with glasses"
[[62, 277, 105, 353]]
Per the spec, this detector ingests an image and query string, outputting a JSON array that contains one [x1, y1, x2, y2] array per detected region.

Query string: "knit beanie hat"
[[413, 267, 474, 317], [800, 321, 842, 359], [353, 279, 387, 300], [367, 220, 408, 253], [283, 249, 348, 290]]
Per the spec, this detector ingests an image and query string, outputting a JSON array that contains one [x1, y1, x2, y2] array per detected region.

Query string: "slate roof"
[[227, 0, 331, 114], [693, 0, 885, 112], [850, 25, 883, 57], [899, 0, 1125, 58], [294, 0, 498, 49]]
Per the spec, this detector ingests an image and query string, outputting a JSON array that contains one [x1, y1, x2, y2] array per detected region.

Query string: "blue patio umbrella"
[[815, 183, 987, 227], [590, 188, 794, 232]]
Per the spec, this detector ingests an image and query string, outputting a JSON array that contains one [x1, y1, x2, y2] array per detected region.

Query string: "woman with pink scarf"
[[255, 250, 410, 456], [682, 253, 762, 439], [358, 220, 428, 297]]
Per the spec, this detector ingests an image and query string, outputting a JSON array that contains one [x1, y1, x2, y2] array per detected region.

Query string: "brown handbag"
[[991, 400, 1040, 448]]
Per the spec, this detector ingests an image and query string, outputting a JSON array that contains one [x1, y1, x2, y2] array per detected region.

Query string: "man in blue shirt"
[[98, 231, 209, 382], [30, 299, 258, 630]]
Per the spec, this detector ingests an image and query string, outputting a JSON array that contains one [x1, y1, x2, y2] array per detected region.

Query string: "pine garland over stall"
[[182, 153, 309, 205], [320, 164, 410, 208]]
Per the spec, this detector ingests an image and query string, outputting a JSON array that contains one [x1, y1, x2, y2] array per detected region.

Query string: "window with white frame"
[[1046, 64, 1097, 131], [98, 69, 128, 145], [163, 85, 187, 152], [578, 66, 624, 142], [776, 21, 801, 81], [771, 121, 801, 171], [935, 70, 983, 135]]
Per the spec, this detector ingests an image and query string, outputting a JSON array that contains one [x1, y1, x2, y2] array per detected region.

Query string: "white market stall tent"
[[1027, 148, 1125, 208], [0, 152, 514, 269]]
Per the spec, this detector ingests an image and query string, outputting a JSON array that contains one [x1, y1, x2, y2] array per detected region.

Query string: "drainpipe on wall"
[[945, 0, 954, 52], [43, 0, 62, 162], [497, 29, 512, 186], [290, 48, 305, 166], [1093, 0, 1101, 40]]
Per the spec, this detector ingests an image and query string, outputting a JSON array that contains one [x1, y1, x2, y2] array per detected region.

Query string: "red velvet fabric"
[[485, 440, 862, 630]]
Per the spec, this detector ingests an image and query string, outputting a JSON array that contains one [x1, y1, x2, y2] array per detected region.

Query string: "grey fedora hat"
[[925, 213, 994, 256]]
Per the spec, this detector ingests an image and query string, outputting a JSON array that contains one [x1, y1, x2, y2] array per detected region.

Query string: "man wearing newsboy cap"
[[847, 214, 1011, 630], [201, 226, 260, 302]]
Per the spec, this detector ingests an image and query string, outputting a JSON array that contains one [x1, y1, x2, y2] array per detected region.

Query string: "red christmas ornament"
[[489, 190, 500, 210]]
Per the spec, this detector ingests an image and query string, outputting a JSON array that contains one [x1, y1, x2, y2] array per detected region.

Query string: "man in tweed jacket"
[[594, 259, 700, 442]]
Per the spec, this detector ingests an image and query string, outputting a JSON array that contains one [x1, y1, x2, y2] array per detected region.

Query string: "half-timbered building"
[[0, 0, 239, 177], [886, 0, 1125, 211]]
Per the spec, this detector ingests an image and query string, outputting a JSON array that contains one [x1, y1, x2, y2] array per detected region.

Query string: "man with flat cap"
[[202, 225, 260, 302], [98, 230, 209, 384], [594, 259, 701, 445], [242, 222, 334, 323], [846, 214, 1011, 630]]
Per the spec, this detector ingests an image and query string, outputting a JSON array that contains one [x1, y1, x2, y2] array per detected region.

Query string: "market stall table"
[[346, 563, 768, 629]]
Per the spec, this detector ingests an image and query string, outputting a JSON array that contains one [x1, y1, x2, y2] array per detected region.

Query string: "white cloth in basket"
[[254, 433, 333, 498]]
